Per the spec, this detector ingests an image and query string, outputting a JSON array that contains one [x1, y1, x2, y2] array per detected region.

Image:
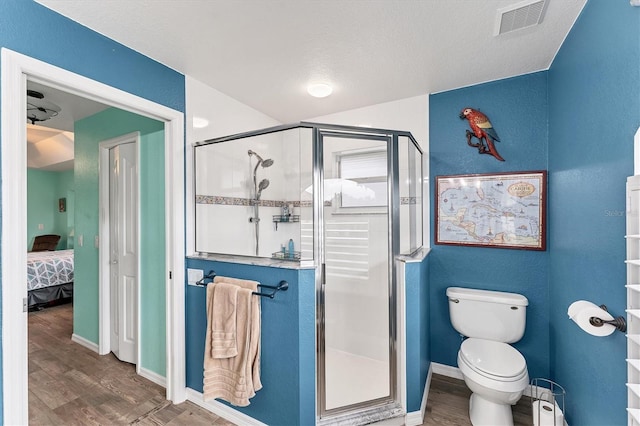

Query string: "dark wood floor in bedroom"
[[29, 303, 531, 425]]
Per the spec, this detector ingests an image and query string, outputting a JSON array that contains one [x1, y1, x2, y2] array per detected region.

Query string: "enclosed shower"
[[193, 123, 423, 424]]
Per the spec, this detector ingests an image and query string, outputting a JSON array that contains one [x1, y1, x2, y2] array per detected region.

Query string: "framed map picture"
[[435, 171, 547, 250]]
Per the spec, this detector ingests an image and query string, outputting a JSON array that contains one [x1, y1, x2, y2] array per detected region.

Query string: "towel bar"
[[195, 270, 288, 299]]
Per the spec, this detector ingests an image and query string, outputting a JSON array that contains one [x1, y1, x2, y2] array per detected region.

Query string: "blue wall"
[[185, 259, 316, 426], [0, 0, 185, 420], [548, 1, 640, 424], [429, 72, 550, 381], [430, 1, 640, 424], [405, 257, 430, 412]]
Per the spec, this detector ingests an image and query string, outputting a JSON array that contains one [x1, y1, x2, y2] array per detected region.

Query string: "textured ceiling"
[[34, 0, 587, 123]]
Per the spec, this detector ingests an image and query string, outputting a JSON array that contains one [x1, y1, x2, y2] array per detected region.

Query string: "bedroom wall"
[[27, 168, 74, 250], [74, 108, 167, 376]]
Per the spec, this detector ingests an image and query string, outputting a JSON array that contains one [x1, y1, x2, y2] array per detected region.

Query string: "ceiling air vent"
[[495, 0, 547, 36]]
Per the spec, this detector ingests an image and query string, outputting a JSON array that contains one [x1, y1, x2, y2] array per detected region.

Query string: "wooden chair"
[[31, 234, 61, 252]]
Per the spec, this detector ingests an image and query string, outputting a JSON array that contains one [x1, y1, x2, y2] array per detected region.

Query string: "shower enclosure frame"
[[193, 122, 423, 422], [313, 124, 420, 423]]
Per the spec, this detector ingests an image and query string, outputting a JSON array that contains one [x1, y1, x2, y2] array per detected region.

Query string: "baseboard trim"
[[431, 362, 464, 380], [139, 367, 167, 388], [185, 388, 267, 426], [71, 333, 99, 353], [406, 364, 433, 426]]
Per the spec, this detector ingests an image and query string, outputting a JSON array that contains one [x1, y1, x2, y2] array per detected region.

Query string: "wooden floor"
[[29, 302, 531, 426], [28, 302, 232, 425], [420, 374, 532, 426]]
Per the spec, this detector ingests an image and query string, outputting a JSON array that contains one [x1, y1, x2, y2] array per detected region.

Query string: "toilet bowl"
[[457, 338, 529, 426], [446, 287, 529, 426]]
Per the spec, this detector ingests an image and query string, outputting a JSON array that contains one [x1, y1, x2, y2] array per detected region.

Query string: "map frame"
[[435, 170, 547, 250]]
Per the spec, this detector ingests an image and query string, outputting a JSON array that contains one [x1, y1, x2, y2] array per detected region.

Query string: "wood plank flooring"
[[419, 374, 532, 426], [29, 302, 532, 425], [28, 302, 232, 425]]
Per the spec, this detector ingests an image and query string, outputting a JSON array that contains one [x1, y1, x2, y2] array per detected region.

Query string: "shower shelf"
[[273, 215, 300, 223], [271, 250, 301, 261], [273, 215, 300, 230]]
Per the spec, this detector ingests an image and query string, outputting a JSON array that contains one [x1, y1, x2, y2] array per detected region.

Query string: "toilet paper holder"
[[589, 304, 627, 332]]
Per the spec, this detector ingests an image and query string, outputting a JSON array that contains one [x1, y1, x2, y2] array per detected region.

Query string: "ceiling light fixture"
[[307, 83, 333, 98], [27, 89, 61, 125]]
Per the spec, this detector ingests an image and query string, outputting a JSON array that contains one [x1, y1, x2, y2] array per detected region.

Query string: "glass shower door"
[[319, 132, 393, 416]]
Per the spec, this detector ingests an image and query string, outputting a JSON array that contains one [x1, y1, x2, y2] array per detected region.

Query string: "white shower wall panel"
[[196, 203, 255, 255], [324, 212, 389, 363], [196, 203, 298, 257]]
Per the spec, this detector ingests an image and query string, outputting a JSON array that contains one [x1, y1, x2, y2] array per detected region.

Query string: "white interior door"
[[109, 142, 138, 364]]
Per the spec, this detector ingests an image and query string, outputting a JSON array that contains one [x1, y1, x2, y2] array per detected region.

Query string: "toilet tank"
[[446, 287, 528, 343]]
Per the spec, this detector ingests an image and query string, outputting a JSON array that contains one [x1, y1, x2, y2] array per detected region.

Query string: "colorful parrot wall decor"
[[459, 107, 505, 162]]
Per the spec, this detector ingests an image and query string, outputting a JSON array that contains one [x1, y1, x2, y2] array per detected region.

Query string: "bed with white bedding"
[[27, 249, 74, 308]]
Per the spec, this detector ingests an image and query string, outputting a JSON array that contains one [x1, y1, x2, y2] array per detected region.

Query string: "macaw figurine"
[[459, 107, 505, 161]]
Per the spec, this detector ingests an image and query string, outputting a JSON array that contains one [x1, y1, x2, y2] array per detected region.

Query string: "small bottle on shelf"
[[288, 238, 295, 259]]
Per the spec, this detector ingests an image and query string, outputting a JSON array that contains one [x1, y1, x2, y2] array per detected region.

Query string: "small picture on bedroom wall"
[[58, 197, 66, 212]]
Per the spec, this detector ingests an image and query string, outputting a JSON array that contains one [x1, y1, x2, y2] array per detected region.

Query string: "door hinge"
[[169, 271, 172, 279], [23, 297, 27, 312]]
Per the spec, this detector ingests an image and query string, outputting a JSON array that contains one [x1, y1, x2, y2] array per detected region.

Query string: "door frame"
[[98, 133, 141, 367], [1, 48, 186, 425]]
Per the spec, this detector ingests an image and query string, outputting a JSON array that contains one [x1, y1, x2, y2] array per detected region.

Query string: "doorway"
[[1, 48, 186, 425], [101, 135, 140, 365]]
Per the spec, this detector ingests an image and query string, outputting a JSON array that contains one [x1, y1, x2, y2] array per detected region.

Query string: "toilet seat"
[[459, 338, 527, 381]]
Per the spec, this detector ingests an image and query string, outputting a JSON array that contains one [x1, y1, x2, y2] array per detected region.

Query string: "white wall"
[[186, 76, 280, 144], [194, 128, 310, 258], [186, 76, 281, 254]]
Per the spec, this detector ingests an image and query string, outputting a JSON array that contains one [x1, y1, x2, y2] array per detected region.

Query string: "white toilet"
[[446, 286, 529, 426]]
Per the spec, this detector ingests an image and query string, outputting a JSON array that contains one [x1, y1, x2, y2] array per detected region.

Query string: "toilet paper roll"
[[567, 300, 615, 337], [532, 400, 564, 426]]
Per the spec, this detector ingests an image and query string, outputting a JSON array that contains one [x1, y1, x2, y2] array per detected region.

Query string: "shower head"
[[258, 178, 270, 191], [256, 178, 270, 199], [261, 158, 274, 168]]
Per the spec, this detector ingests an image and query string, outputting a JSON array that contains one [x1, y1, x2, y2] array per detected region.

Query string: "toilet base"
[[469, 392, 514, 426]]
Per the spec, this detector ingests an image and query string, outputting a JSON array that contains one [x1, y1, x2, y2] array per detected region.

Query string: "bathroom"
[[0, 1, 636, 425], [184, 2, 635, 420], [186, 120, 428, 425]]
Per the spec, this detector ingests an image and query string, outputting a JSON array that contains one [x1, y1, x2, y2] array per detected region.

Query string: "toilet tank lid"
[[447, 287, 528, 306]]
